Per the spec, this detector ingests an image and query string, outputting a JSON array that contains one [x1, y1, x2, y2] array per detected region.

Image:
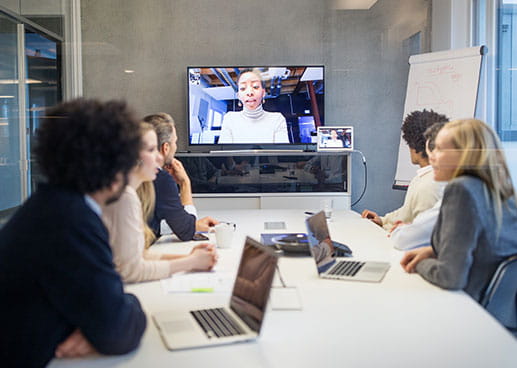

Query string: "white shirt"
[[218, 110, 289, 144], [381, 165, 444, 230], [390, 199, 442, 250], [323, 139, 344, 148], [84, 195, 101, 217], [160, 204, 197, 235]]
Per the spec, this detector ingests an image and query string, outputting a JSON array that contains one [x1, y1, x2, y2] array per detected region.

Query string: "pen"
[[304, 211, 315, 215]]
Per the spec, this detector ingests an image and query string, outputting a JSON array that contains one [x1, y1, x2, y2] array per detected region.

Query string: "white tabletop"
[[49, 209, 517, 368]]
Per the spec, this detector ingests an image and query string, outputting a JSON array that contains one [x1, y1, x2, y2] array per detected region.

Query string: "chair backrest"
[[480, 255, 517, 330]]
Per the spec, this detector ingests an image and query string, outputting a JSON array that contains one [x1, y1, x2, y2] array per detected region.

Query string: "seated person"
[[322, 129, 344, 148], [143, 113, 218, 240], [218, 69, 289, 144], [0, 99, 146, 366], [362, 109, 448, 230], [390, 122, 447, 250], [306, 212, 336, 273], [400, 119, 517, 302], [103, 122, 218, 283], [303, 155, 347, 188]]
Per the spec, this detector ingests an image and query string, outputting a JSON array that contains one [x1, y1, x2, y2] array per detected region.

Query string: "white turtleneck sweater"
[[218, 105, 289, 144]]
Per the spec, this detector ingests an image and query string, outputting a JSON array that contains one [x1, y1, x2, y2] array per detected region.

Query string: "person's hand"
[[196, 216, 219, 232], [167, 158, 190, 185], [388, 220, 405, 236], [189, 244, 218, 271], [55, 329, 97, 358], [361, 209, 382, 226], [400, 246, 436, 273]]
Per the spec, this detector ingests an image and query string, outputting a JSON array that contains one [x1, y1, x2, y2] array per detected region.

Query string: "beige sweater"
[[103, 186, 170, 283], [381, 165, 444, 230]]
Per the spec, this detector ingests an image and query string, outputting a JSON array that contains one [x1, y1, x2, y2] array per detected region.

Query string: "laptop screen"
[[317, 126, 353, 151], [230, 237, 279, 332], [305, 211, 337, 274]]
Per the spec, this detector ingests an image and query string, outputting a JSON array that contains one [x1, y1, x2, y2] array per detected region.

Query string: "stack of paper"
[[161, 272, 234, 293]]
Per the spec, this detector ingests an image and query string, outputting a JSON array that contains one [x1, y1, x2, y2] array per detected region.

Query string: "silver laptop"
[[305, 211, 390, 282], [153, 236, 279, 350]]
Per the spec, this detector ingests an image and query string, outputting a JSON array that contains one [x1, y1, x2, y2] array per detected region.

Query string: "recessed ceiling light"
[[331, 0, 378, 10]]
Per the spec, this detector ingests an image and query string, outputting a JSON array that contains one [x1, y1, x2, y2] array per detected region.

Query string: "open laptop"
[[305, 211, 390, 282], [153, 236, 279, 350], [316, 126, 354, 151]]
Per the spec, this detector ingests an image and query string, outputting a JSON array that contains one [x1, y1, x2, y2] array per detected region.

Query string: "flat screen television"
[[187, 66, 324, 147]]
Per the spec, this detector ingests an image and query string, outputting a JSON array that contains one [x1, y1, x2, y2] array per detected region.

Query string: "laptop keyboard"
[[190, 308, 245, 339], [328, 260, 365, 277]]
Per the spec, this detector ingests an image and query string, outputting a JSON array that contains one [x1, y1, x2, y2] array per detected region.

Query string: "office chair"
[[480, 255, 517, 337]]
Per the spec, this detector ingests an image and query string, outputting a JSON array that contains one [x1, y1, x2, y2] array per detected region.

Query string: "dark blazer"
[[0, 184, 146, 367], [151, 169, 196, 241]]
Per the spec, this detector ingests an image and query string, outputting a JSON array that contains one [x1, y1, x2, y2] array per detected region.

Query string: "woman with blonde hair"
[[103, 122, 217, 283], [401, 119, 517, 301]]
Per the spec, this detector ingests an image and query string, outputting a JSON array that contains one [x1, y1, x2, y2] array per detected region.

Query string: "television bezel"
[[186, 65, 325, 150]]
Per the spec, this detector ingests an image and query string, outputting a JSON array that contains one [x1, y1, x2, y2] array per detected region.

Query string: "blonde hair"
[[136, 121, 157, 248], [136, 181, 156, 248], [444, 119, 515, 228]]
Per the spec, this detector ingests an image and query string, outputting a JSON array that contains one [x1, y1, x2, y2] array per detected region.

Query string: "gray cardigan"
[[416, 175, 517, 301]]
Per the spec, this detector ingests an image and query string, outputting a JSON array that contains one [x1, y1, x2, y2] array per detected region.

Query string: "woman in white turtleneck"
[[218, 70, 289, 144]]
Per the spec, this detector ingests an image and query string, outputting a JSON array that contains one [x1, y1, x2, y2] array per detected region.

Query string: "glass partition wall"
[[0, 9, 62, 225], [0, 14, 22, 215]]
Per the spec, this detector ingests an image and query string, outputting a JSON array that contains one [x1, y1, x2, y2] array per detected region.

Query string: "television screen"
[[187, 66, 324, 146]]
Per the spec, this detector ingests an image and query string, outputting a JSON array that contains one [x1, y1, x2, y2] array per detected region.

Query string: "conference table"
[[49, 209, 517, 368]]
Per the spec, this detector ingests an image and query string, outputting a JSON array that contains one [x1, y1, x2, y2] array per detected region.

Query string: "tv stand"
[[209, 149, 304, 154], [176, 151, 351, 210]]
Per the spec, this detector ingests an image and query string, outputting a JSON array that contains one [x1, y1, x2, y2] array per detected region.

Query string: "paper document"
[[161, 272, 234, 293]]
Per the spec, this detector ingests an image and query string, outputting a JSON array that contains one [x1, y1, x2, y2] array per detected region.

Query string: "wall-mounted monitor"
[[187, 66, 324, 147]]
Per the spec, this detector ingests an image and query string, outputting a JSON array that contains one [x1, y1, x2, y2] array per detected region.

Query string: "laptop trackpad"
[[162, 319, 195, 334]]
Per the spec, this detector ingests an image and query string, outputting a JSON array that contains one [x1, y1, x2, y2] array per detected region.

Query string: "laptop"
[[305, 211, 390, 282], [153, 236, 279, 350], [316, 126, 354, 151]]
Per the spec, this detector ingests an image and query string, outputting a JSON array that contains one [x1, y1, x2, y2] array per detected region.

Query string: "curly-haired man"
[[0, 99, 146, 366], [361, 109, 449, 230]]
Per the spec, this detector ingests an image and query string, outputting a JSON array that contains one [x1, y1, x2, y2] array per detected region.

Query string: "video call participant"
[[0, 99, 146, 366], [103, 122, 217, 283], [401, 119, 517, 302], [362, 109, 448, 230], [306, 212, 336, 273], [143, 113, 218, 239], [218, 69, 289, 144], [323, 129, 344, 148]]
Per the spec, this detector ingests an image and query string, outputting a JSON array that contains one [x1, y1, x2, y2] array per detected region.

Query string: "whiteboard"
[[394, 46, 485, 187]]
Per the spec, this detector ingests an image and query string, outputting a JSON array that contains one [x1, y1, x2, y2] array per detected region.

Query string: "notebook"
[[153, 236, 279, 350], [305, 211, 390, 282]]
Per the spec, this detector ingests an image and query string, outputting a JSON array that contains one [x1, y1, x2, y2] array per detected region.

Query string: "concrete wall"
[[80, 0, 431, 215]]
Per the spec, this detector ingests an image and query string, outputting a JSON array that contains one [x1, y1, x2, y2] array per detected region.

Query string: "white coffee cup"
[[210, 223, 236, 248]]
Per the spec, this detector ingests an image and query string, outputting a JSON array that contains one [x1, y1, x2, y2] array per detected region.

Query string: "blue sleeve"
[[152, 170, 196, 241], [40, 216, 146, 355]]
